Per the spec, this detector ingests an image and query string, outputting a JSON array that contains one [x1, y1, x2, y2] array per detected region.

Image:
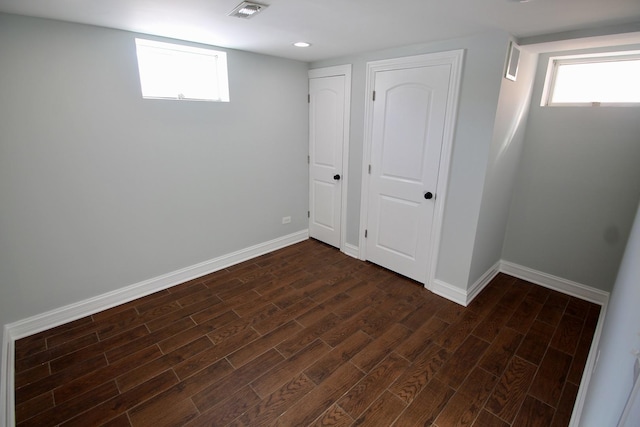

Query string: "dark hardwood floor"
[[14, 239, 600, 426]]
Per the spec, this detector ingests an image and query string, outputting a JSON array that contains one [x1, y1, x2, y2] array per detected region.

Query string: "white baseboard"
[[342, 243, 359, 259], [430, 261, 500, 307], [569, 300, 608, 427], [430, 279, 468, 306], [431, 259, 609, 309], [499, 260, 609, 306], [0, 229, 308, 427], [6, 230, 309, 341], [467, 261, 501, 305], [1, 326, 12, 427], [2, 248, 610, 427]]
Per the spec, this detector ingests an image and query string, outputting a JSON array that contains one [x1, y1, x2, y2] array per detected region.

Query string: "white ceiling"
[[1, 0, 640, 62]]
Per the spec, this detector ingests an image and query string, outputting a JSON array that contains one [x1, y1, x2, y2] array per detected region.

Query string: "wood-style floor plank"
[[352, 390, 406, 426], [337, 352, 409, 419], [13, 239, 600, 426], [528, 347, 573, 407], [434, 367, 498, 426], [512, 395, 556, 427], [484, 356, 538, 424]]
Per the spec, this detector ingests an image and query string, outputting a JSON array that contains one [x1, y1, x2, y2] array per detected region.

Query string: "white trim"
[[430, 260, 500, 307], [466, 261, 501, 304], [1, 326, 12, 427], [358, 50, 465, 290], [342, 243, 359, 259], [431, 279, 468, 306], [499, 260, 609, 305], [357, 56, 375, 261], [430, 259, 609, 308], [2, 247, 610, 427], [5, 230, 309, 341], [308, 64, 352, 252], [1, 230, 309, 427], [569, 300, 608, 427], [308, 65, 351, 79]]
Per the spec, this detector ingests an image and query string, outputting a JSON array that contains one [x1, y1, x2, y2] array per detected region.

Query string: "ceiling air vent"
[[228, 1, 269, 19]]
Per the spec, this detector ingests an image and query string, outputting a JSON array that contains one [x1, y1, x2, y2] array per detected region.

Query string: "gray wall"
[[311, 31, 510, 291], [502, 45, 640, 292], [0, 14, 308, 344], [468, 47, 537, 285], [580, 202, 640, 426]]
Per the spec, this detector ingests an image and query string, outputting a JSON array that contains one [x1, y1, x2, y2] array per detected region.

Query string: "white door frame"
[[358, 50, 464, 289], [308, 64, 352, 252]]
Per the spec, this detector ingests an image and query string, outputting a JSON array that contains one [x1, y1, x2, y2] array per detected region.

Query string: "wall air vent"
[[228, 1, 269, 19]]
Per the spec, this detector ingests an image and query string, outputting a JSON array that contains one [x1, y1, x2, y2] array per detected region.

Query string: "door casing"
[[358, 50, 464, 289]]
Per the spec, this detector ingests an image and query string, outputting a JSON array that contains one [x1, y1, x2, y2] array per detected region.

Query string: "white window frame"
[[541, 50, 640, 107], [135, 38, 230, 102]]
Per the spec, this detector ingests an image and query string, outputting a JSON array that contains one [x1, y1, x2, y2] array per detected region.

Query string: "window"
[[541, 51, 640, 106], [135, 38, 230, 102]]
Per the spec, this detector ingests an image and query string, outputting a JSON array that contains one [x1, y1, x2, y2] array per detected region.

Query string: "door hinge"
[[307, 155, 310, 164], [368, 164, 371, 174], [365, 229, 368, 238], [308, 211, 310, 218], [308, 94, 310, 103], [372, 91, 376, 101]]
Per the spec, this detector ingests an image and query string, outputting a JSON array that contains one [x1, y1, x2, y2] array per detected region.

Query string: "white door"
[[308, 74, 347, 248], [363, 53, 461, 283]]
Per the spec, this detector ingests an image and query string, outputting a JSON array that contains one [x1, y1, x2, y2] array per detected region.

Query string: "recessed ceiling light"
[[228, 1, 269, 19], [293, 42, 311, 48]]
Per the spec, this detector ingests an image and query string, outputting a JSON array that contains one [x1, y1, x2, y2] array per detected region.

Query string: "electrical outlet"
[[282, 216, 291, 224]]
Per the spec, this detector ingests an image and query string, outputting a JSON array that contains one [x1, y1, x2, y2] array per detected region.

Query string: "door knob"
[[424, 192, 433, 200], [333, 174, 341, 181]]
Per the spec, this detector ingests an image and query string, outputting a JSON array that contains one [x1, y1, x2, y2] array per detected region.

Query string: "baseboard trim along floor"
[[1, 239, 610, 427], [0, 229, 309, 427]]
